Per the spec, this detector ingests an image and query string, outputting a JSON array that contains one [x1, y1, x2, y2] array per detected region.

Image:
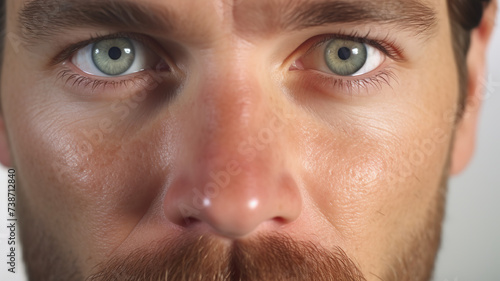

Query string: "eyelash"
[[307, 68, 398, 96], [57, 69, 149, 92], [54, 31, 401, 95], [293, 31, 403, 94], [307, 31, 403, 61], [54, 32, 166, 96]]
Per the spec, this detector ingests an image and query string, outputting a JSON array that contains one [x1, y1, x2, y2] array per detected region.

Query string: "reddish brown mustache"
[[86, 233, 366, 281]]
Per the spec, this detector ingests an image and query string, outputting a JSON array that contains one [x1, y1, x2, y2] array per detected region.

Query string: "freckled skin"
[[0, 0, 495, 280]]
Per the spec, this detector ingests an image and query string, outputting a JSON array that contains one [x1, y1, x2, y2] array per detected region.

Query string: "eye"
[[296, 38, 385, 77], [72, 37, 159, 77]]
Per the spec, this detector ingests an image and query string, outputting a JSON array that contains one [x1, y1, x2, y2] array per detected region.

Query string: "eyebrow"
[[233, 0, 438, 37], [19, 0, 438, 45], [19, 0, 175, 44]]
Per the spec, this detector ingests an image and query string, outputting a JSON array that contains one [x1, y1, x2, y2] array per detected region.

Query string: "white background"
[[0, 8, 499, 281]]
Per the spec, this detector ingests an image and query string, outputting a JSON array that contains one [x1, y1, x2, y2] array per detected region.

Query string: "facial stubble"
[[16, 154, 450, 281]]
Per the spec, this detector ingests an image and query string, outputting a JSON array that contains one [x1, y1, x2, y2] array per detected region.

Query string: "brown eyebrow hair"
[[19, 0, 175, 44], [233, 0, 438, 37], [18, 0, 438, 45]]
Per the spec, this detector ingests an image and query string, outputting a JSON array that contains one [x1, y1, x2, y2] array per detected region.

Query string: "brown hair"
[[448, 0, 492, 113]]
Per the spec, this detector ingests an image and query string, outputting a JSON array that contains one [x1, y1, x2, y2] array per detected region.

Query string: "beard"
[[86, 177, 447, 281], [17, 162, 449, 281], [17, 176, 447, 281], [17, 182, 446, 281], [87, 233, 366, 281]]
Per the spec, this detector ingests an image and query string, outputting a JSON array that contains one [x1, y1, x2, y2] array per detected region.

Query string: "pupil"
[[108, 47, 122, 60], [338, 47, 351, 60]]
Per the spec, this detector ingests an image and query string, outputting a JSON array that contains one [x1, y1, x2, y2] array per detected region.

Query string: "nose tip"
[[164, 172, 302, 239]]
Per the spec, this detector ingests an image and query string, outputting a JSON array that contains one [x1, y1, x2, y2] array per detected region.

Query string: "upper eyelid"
[[302, 33, 404, 63], [54, 31, 399, 78], [55, 32, 400, 63], [50, 32, 164, 67], [291, 34, 393, 80]]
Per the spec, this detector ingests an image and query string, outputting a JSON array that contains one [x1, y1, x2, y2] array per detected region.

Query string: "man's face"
[[0, 0, 482, 280]]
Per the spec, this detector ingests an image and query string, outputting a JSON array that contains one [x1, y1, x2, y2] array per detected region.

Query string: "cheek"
[[5, 79, 182, 258], [296, 113, 452, 259], [297, 120, 391, 237], [296, 85, 455, 242], [298, 32, 459, 241]]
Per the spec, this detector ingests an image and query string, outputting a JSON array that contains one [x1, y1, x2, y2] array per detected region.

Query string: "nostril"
[[164, 173, 303, 238], [183, 217, 201, 227], [272, 217, 287, 224]]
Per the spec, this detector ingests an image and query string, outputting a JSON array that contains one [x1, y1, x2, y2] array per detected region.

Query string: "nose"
[[163, 67, 302, 239], [165, 167, 302, 238]]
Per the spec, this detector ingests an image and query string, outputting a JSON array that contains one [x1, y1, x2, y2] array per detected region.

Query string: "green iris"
[[324, 39, 367, 76], [92, 38, 135, 76]]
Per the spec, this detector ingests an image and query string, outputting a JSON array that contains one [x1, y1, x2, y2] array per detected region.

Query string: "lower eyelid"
[[292, 56, 390, 83], [288, 67, 398, 98], [55, 65, 167, 99], [59, 46, 175, 98]]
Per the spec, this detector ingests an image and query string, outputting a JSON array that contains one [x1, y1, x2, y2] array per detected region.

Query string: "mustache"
[[86, 233, 366, 281]]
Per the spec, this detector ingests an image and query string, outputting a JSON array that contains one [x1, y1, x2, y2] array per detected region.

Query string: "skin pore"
[[0, 0, 496, 280]]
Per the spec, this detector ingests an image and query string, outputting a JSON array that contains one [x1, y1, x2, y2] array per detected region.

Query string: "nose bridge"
[[163, 53, 302, 238], [193, 44, 283, 167], [203, 65, 263, 148]]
